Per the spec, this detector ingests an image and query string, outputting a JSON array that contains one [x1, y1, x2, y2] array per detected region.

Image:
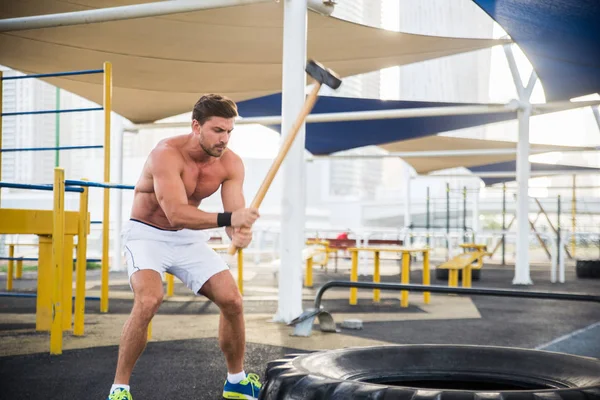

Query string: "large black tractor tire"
[[259, 345, 600, 400], [576, 259, 600, 279], [435, 268, 481, 281]]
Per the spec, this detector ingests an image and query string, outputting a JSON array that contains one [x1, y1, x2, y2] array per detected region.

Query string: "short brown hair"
[[192, 94, 238, 125]]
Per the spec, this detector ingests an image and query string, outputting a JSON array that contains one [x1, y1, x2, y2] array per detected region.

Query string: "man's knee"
[[135, 292, 163, 316], [219, 293, 243, 316]]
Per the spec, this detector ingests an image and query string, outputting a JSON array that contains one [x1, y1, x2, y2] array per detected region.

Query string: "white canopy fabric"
[[0, 0, 508, 123], [378, 136, 591, 174]]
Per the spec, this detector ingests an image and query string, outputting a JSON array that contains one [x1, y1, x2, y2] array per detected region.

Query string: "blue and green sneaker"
[[223, 373, 262, 399], [107, 388, 132, 400]]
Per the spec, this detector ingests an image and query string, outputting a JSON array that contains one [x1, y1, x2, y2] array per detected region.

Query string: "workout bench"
[[436, 250, 490, 288]]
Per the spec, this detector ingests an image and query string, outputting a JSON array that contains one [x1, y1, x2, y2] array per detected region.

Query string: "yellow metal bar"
[[237, 248, 243, 294], [349, 249, 358, 305], [422, 250, 430, 304], [166, 273, 174, 297], [101, 61, 112, 313], [449, 270, 458, 287], [0, 208, 80, 235], [400, 252, 410, 308], [147, 319, 152, 340], [62, 234, 74, 331], [16, 259, 23, 279], [36, 235, 52, 331], [6, 244, 14, 291], [373, 251, 380, 302], [74, 184, 89, 336], [462, 267, 472, 288], [51, 167, 66, 355], [305, 256, 313, 288], [572, 175, 576, 257]]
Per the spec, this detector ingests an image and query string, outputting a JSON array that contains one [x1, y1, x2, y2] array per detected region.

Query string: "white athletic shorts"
[[121, 219, 229, 294]]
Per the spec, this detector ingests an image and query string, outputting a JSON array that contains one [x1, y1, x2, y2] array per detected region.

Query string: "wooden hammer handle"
[[228, 83, 322, 255]]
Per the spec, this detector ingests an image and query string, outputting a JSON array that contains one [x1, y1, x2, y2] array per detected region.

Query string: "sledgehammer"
[[228, 60, 342, 256]]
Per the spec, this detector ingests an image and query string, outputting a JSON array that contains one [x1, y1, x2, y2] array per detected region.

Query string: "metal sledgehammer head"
[[306, 59, 342, 89]]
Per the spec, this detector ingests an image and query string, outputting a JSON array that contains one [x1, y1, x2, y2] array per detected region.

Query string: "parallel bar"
[[2, 69, 103, 80], [65, 179, 134, 190], [314, 281, 600, 310], [91, 220, 102, 224], [0, 257, 101, 262], [0, 292, 101, 300], [2, 107, 103, 117], [0, 181, 84, 192], [1, 145, 103, 153]]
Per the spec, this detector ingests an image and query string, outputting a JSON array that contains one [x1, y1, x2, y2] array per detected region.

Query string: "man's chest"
[[181, 163, 227, 201]]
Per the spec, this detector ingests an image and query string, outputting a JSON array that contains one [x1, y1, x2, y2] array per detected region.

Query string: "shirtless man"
[[107, 94, 262, 400]]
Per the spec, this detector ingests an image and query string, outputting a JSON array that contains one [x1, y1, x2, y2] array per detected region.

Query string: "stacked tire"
[[259, 345, 600, 400], [576, 259, 600, 279]]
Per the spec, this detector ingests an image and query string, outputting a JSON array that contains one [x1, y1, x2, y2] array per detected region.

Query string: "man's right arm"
[[152, 148, 258, 230], [152, 148, 219, 230]]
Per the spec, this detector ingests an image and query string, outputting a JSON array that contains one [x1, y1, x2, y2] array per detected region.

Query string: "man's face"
[[192, 116, 235, 157]]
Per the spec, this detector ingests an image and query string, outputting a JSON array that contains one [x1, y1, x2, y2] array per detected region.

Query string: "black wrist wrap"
[[217, 212, 232, 227]]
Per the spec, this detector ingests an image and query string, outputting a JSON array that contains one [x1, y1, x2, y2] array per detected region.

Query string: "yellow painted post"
[[74, 183, 89, 336], [400, 252, 410, 308], [62, 234, 74, 331], [572, 175, 576, 257], [101, 61, 112, 313], [36, 235, 53, 331], [6, 244, 14, 291], [373, 251, 380, 302], [166, 273, 174, 297], [237, 248, 243, 295], [304, 256, 313, 288], [422, 250, 430, 304], [147, 319, 152, 340], [16, 259, 23, 279], [462, 267, 472, 288], [349, 249, 358, 305], [449, 270, 458, 287], [51, 167, 66, 355]]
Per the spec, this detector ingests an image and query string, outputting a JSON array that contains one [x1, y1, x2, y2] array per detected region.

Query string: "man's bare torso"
[[130, 135, 234, 230]]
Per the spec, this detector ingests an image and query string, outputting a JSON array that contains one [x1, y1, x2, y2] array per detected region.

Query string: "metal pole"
[[557, 194, 561, 277], [101, 62, 112, 313], [274, 0, 307, 324], [502, 183, 506, 265], [446, 183, 450, 251], [55, 87, 60, 167], [313, 281, 600, 310], [112, 121, 125, 271], [0, 0, 278, 32], [426, 187, 430, 246], [571, 175, 576, 257], [463, 186, 467, 243], [514, 103, 533, 285], [403, 164, 411, 229]]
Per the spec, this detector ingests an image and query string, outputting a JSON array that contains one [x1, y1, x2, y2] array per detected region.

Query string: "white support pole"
[[273, 0, 307, 324], [111, 121, 125, 271], [403, 163, 412, 228], [472, 188, 480, 236], [513, 103, 533, 284], [0, 0, 272, 32], [593, 106, 600, 132]]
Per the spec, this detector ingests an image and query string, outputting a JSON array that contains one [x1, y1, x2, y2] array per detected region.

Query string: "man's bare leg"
[[200, 270, 245, 374], [113, 270, 164, 385]]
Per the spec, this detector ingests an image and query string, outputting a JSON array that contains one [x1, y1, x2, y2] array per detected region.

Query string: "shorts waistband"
[[124, 218, 208, 243]]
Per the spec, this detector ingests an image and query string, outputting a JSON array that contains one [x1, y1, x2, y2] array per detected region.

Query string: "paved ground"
[[0, 259, 599, 399]]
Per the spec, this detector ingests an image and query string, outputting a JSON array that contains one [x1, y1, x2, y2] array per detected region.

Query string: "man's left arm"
[[221, 154, 246, 240]]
